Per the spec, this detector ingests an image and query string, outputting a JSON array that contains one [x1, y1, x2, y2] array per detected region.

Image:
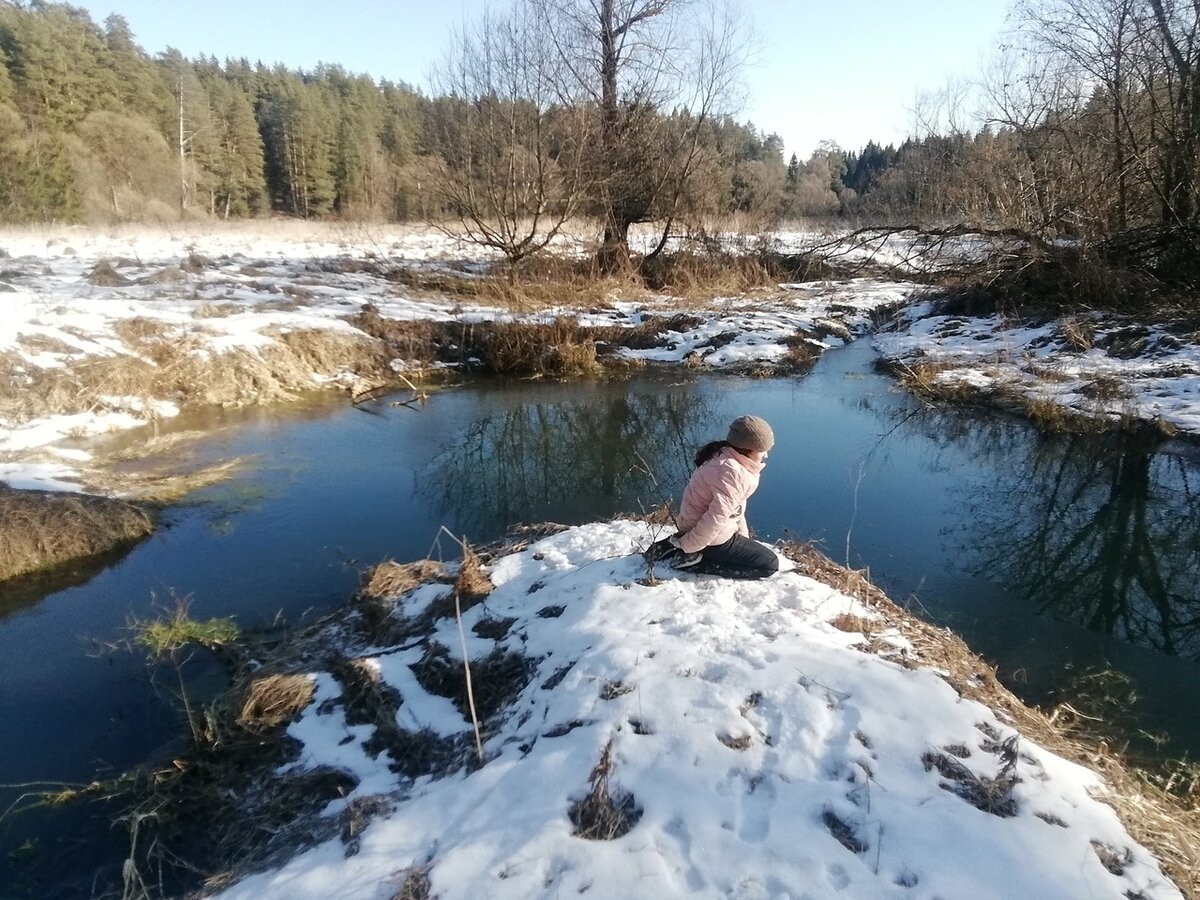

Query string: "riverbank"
[[875, 300, 1200, 436], [0, 224, 915, 498], [130, 520, 1194, 899], [6, 222, 1200, 591]]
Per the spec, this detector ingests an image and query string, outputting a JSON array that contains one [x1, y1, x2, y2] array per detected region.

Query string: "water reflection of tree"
[[422, 387, 718, 538], [926, 410, 1200, 658]]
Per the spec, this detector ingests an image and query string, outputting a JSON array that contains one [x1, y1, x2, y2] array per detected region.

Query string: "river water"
[[2, 340, 1198, 896]]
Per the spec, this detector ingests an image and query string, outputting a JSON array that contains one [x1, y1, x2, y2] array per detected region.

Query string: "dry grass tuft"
[[193, 301, 239, 319], [0, 486, 155, 582], [829, 612, 875, 634], [783, 541, 888, 607], [87, 258, 133, 286], [464, 319, 599, 376], [390, 865, 433, 900], [640, 250, 776, 298], [783, 331, 823, 370], [454, 546, 494, 603], [1062, 316, 1096, 350], [568, 741, 643, 840], [143, 264, 188, 284], [615, 502, 677, 528], [236, 674, 315, 733], [891, 359, 964, 399], [1080, 375, 1131, 402], [780, 541, 1200, 898], [362, 559, 447, 601], [1018, 394, 1076, 432]]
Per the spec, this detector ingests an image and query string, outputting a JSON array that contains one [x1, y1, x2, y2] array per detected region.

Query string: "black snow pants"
[[693, 533, 779, 580]]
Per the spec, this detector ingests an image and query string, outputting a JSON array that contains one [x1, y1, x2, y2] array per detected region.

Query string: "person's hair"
[[695, 439, 730, 467]]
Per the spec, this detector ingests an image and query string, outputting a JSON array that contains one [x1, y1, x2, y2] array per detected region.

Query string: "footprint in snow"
[[737, 771, 776, 843]]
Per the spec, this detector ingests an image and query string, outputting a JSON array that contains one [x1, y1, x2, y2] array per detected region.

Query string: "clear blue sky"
[[73, 0, 1013, 159]]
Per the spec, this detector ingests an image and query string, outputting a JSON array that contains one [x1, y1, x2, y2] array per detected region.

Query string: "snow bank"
[[215, 521, 1180, 900], [876, 303, 1200, 435]]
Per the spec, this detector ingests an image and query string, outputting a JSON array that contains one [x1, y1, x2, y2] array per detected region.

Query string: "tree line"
[[0, 1, 787, 237], [2, 0, 1196, 256]]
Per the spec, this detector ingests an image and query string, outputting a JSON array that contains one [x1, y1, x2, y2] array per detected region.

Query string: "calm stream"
[[2, 339, 1198, 896]]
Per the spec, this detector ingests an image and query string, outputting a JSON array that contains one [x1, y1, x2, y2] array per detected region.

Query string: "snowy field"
[[5, 223, 1200, 496], [213, 521, 1181, 900], [875, 301, 1200, 435], [0, 225, 915, 493]]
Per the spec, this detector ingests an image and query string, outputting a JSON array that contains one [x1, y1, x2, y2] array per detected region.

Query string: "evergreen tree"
[[0, 45, 14, 107], [258, 70, 335, 217], [102, 14, 171, 132], [0, 103, 27, 218], [21, 127, 82, 220], [202, 73, 266, 217], [785, 153, 800, 192], [0, 3, 119, 128]]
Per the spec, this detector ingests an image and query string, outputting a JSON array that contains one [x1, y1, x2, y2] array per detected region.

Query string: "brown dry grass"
[[87, 458, 246, 503], [236, 674, 315, 733], [361, 559, 447, 600], [388, 255, 644, 312], [0, 324, 393, 426], [891, 359, 966, 399], [0, 486, 155, 581], [454, 547, 494, 602], [783, 331, 823, 369], [105, 430, 214, 461], [1062, 316, 1096, 351], [1019, 395, 1076, 432], [390, 866, 432, 900], [829, 612, 876, 634], [568, 740, 643, 840], [781, 540, 1200, 899], [460, 319, 599, 376]]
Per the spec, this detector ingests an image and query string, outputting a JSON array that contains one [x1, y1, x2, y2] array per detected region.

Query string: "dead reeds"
[[0, 324, 394, 427], [236, 674, 315, 733], [0, 486, 155, 582], [568, 741, 643, 841], [361, 559, 447, 601]]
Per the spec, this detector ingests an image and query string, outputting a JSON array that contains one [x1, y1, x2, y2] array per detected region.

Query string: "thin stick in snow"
[[455, 586, 486, 764]]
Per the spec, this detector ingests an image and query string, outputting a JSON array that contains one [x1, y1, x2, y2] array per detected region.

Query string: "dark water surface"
[[2, 340, 1198, 895]]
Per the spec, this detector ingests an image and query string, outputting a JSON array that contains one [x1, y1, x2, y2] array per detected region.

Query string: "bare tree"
[[1016, 0, 1140, 229], [428, 4, 592, 269], [545, 0, 751, 269], [1146, 0, 1200, 223]]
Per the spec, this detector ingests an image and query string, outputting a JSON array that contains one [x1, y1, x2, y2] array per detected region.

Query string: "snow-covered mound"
[[216, 521, 1180, 900]]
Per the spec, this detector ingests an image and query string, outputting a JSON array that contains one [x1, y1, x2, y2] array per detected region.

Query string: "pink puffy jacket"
[[676, 446, 765, 554]]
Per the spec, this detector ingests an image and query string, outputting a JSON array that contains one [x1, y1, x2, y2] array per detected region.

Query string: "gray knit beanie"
[[727, 415, 774, 452]]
